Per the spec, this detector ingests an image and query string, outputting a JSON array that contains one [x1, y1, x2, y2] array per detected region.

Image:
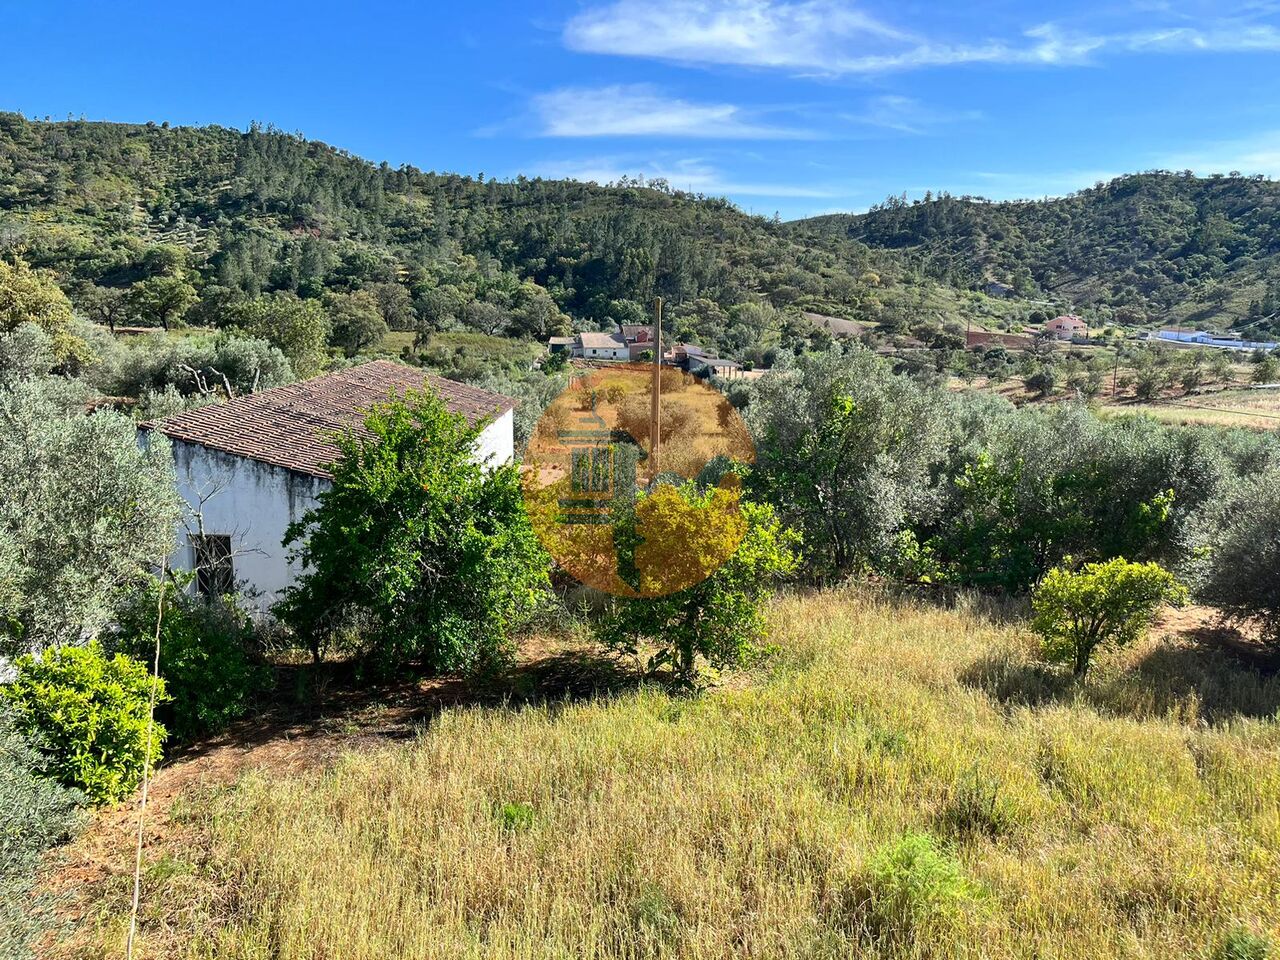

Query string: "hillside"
[[47, 589, 1280, 958], [0, 113, 932, 359], [793, 173, 1280, 335]]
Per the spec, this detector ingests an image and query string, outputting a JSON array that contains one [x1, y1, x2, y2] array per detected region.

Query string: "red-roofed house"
[[1045, 315, 1088, 340], [140, 360, 516, 610]]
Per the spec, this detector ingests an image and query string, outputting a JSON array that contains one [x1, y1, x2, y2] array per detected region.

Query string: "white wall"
[[165, 440, 330, 613], [585, 345, 628, 360], [474, 408, 515, 466], [151, 411, 514, 615]]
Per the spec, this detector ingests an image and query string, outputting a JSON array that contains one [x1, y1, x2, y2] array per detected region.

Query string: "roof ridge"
[[142, 360, 516, 479]]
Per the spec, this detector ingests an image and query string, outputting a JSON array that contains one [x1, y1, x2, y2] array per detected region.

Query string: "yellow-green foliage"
[[111, 590, 1280, 959], [1033, 558, 1189, 678], [0, 257, 90, 365]]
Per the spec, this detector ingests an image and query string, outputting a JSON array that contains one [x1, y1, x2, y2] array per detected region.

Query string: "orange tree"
[[599, 482, 799, 685], [1032, 557, 1187, 678], [278, 390, 549, 674]]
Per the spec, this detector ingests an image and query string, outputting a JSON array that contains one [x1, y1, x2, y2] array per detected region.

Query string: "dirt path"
[[1152, 603, 1278, 670], [40, 640, 635, 952]]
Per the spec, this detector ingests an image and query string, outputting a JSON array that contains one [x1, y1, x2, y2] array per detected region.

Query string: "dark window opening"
[[191, 534, 234, 598]]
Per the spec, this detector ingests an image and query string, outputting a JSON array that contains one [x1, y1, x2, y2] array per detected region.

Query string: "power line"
[[1144, 396, 1280, 422]]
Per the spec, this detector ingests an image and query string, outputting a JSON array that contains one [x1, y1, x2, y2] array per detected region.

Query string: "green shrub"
[[279, 389, 551, 675], [861, 832, 982, 945], [496, 801, 536, 832], [1032, 557, 1187, 678], [1190, 470, 1280, 646], [598, 490, 799, 685], [1216, 926, 1274, 960], [2, 643, 168, 803], [113, 581, 271, 742], [0, 707, 82, 958]]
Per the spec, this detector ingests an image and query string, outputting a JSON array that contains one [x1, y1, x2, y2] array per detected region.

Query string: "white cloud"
[[1159, 130, 1280, 176], [846, 95, 983, 134], [532, 84, 811, 138], [534, 155, 839, 197], [563, 0, 914, 72], [562, 0, 1280, 75]]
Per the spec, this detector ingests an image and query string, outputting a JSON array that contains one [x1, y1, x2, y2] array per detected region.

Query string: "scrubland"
[[80, 589, 1280, 959]]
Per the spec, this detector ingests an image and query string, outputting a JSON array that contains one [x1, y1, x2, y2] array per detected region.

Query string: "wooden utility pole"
[[650, 297, 662, 479]]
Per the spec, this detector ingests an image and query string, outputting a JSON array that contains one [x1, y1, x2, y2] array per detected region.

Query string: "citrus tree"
[[1031, 557, 1187, 678], [278, 389, 549, 674], [599, 484, 799, 685]]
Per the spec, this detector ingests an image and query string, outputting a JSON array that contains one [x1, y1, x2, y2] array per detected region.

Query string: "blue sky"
[[2, 0, 1278, 218]]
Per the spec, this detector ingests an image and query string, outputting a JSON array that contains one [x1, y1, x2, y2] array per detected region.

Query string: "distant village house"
[[1045, 314, 1088, 340], [1153, 329, 1279, 352], [687, 355, 742, 378]]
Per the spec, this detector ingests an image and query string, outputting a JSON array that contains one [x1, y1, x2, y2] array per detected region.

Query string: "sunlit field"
[[77, 589, 1280, 959], [1103, 389, 1280, 431]]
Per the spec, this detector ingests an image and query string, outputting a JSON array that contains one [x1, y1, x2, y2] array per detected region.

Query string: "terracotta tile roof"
[[619, 324, 654, 342], [142, 360, 516, 479]]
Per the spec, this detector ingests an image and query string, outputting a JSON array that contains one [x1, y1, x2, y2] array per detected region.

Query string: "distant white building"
[[1153, 330, 1278, 352], [141, 361, 516, 612], [577, 331, 629, 360]]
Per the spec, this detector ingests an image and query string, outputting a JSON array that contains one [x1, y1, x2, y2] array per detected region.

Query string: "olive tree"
[[0, 323, 56, 387], [746, 346, 950, 579], [1188, 469, 1280, 644], [0, 380, 181, 653]]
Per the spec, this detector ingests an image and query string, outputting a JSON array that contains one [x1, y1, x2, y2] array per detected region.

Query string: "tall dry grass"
[[107, 589, 1280, 959]]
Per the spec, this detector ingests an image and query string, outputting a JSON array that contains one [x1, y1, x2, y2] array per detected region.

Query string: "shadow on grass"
[[877, 581, 1031, 627], [960, 629, 1280, 724], [164, 643, 645, 768]]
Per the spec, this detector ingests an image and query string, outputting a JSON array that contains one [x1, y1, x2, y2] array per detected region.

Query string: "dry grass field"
[[1101, 389, 1280, 431], [55, 589, 1280, 960]]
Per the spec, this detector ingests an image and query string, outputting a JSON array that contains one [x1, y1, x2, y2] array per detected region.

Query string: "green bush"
[[496, 801, 536, 832], [1032, 557, 1187, 678], [113, 581, 272, 742], [860, 832, 983, 946], [0, 707, 82, 959], [279, 389, 550, 675], [2, 644, 168, 804], [598, 488, 800, 685], [1190, 470, 1280, 646], [1216, 926, 1274, 960]]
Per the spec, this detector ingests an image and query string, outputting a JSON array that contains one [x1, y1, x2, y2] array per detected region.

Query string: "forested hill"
[[0, 113, 912, 355], [792, 173, 1280, 335]]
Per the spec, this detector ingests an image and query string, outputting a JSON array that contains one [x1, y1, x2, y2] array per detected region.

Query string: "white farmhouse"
[[578, 331, 629, 360], [140, 360, 516, 612]]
